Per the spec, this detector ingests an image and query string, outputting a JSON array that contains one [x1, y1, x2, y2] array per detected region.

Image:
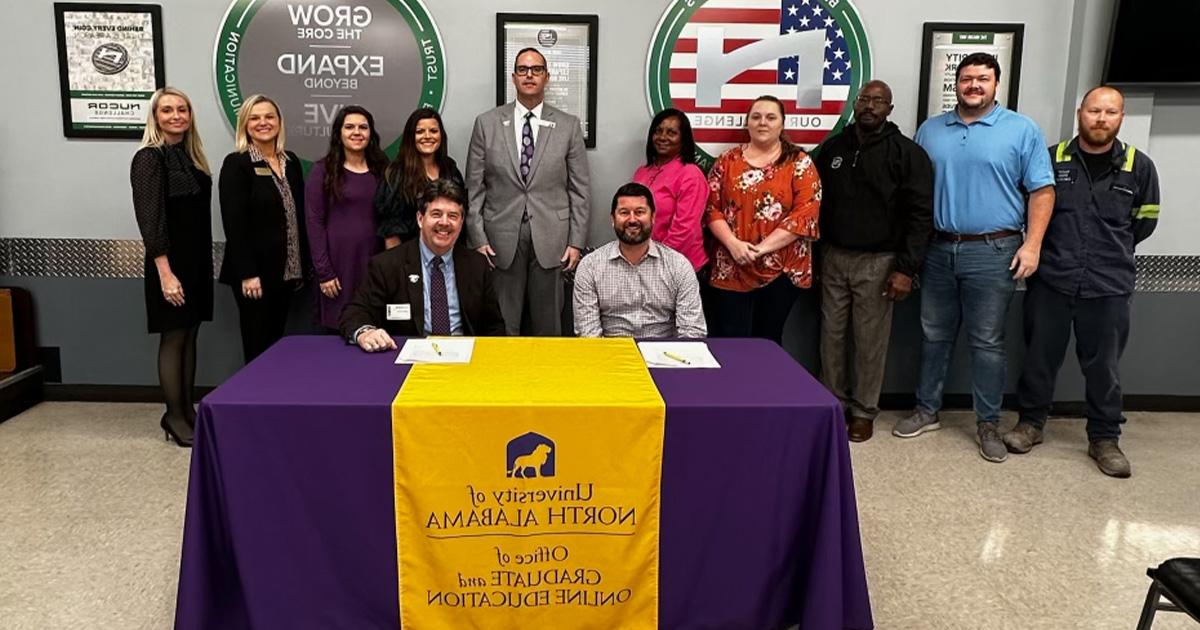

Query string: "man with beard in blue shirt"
[[1004, 86, 1161, 478], [894, 53, 1055, 464]]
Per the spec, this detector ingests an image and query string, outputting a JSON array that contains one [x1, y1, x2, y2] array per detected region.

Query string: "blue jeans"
[[915, 235, 1021, 423]]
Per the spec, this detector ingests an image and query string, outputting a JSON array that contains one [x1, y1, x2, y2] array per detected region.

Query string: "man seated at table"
[[340, 179, 505, 351], [573, 182, 707, 338]]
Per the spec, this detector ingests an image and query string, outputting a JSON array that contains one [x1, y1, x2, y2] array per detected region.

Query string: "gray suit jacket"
[[465, 102, 590, 270]]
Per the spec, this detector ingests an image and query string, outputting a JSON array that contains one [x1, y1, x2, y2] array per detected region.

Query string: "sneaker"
[[847, 417, 874, 442], [977, 422, 1007, 463], [1088, 439, 1131, 478], [1003, 422, 1044, 454], [893, 409, 940, 438]]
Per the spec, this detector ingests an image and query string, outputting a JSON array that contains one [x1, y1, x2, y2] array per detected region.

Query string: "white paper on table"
[[637, 341, 721, 369], [395, 338, 475, 364]]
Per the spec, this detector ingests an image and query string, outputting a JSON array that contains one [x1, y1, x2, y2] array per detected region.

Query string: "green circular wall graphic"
[[214, 0, 446, 164], [646, 0, 872, 168]]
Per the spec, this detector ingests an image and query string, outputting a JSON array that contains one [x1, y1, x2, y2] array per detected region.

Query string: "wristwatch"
[[350, 325, 377, 345]]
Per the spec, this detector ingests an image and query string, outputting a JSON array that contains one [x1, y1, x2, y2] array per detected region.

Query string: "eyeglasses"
[[855, 95, 891, 106], [514, 65, 547, 77]]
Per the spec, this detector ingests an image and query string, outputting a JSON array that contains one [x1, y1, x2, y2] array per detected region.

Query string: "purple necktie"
[[520, 111, 535, 182], [429, 256, 451, 336]]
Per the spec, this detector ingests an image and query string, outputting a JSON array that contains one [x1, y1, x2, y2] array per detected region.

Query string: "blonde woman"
[[218, 94, 308, 362], [130, 87, 212, 447]]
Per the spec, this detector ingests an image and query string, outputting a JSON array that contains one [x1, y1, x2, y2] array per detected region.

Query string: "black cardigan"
[[217, 150, 309, 286]]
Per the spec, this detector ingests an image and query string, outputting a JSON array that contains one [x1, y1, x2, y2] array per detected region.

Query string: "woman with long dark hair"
[[305, 105, 389, 330], [705, 95, 822, 345], [218, 94, 308, 363], [376, 108, 464, 249], [130, 87, 212, 446], [632, 107, 708, 272]]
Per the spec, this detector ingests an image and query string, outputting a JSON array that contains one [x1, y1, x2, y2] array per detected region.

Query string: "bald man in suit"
[[465, 46, 591, 335]]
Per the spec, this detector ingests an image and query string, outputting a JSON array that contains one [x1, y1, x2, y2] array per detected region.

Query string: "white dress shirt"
[[514, 101, 545, 156]]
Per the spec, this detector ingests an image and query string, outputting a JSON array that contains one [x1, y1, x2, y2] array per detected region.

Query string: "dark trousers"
[[232, 284, 292, 363], [1016, 279, 1132, 441], [709, 275, 800, 346]]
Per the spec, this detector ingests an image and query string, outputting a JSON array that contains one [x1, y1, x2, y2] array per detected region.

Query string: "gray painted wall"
[[0, 0, 1080, 242], [1060, 0, 1200, 257], [2, 0, 1198, 396]]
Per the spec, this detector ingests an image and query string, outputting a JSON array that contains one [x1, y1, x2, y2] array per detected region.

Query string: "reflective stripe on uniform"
[[1133, 204, 1159, 219], [1056, 141, 1136, 170], [1055, 141, 1071, 163]]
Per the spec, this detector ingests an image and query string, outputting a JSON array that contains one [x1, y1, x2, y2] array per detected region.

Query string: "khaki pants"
[[819, 245, 896, 420]]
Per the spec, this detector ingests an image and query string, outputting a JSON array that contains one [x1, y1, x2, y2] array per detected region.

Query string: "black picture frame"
[[54, 3, 166, 139], [917, 22, 1024, 126], [496, 13, 599, 148]]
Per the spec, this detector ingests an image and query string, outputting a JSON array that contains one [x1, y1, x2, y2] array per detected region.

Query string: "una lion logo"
[[507, 443, 553, 478], [506, 432, 556, 478]]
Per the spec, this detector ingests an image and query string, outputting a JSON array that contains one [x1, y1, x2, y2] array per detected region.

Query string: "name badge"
[[536, 119, 556, 129], [387, 304, 412, 321], [254, 167, 273, 177]]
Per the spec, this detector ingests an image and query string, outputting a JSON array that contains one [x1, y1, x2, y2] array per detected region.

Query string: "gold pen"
[[431, 341, 443, 356], [663, 351, 691, 365]]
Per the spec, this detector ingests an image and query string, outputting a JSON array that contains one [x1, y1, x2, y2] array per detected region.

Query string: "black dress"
[[131, 144, 214, 333]]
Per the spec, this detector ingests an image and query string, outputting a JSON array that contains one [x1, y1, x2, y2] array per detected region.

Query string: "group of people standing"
[[130, 92, 463, 446], [131, 48, 1160, 479], [817, 53, 1159, 480]]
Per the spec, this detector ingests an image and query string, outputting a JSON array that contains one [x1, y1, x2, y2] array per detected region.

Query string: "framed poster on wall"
[[496, 13, 598, 148], [917, 23, 1023, 125], [54, 3, 165, 139]]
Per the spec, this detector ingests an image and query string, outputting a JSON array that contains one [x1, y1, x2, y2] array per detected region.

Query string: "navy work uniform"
[[1016, 137, 1160, 441]]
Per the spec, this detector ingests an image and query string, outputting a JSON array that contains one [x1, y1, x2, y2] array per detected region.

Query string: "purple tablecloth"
[[175, 336, 872, 629]]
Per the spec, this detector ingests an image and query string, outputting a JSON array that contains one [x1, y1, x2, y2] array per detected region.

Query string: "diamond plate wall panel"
[[1136, 255, 1200, 293], [0, 238, 224, 279], [0, 238, 1196, 291]]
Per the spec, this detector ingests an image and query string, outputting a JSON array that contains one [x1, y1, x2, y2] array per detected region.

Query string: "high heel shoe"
[[161, 413, 194, 447]]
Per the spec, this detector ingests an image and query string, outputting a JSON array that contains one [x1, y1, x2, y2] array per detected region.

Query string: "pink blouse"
[[632, 158, 709, 271]]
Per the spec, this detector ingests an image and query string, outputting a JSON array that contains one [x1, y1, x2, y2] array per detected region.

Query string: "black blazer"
[[339, 239, 505, 340], [217, 150, 309, 286]]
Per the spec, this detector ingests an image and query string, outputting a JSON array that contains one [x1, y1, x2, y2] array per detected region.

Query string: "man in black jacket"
[[815, 80, 934, 441], [339, 180, 505, 350]]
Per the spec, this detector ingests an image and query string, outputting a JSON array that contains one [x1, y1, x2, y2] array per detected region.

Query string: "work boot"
[[1003, 422, 1044, 454], [1088, 439, 1131, 478]]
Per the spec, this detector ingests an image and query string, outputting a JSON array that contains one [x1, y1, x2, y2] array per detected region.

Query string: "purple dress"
[[304, 162, 382, 329]]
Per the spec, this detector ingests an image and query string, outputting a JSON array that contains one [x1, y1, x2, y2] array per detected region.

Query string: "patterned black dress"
[[131, 144, 214, 333]]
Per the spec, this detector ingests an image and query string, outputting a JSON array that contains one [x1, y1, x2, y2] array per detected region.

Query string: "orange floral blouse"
[[705, 145, 822, 291]]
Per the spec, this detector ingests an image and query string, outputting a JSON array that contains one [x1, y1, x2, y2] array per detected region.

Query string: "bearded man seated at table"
[[340, 179, 505, 351]]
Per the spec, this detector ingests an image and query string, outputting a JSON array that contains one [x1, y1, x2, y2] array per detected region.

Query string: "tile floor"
[[1, 403, 1196, 629]]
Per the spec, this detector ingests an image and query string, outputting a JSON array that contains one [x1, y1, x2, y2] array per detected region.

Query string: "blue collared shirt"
[[915, 105, 1054, 234], [418, 239, 462, 335]]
